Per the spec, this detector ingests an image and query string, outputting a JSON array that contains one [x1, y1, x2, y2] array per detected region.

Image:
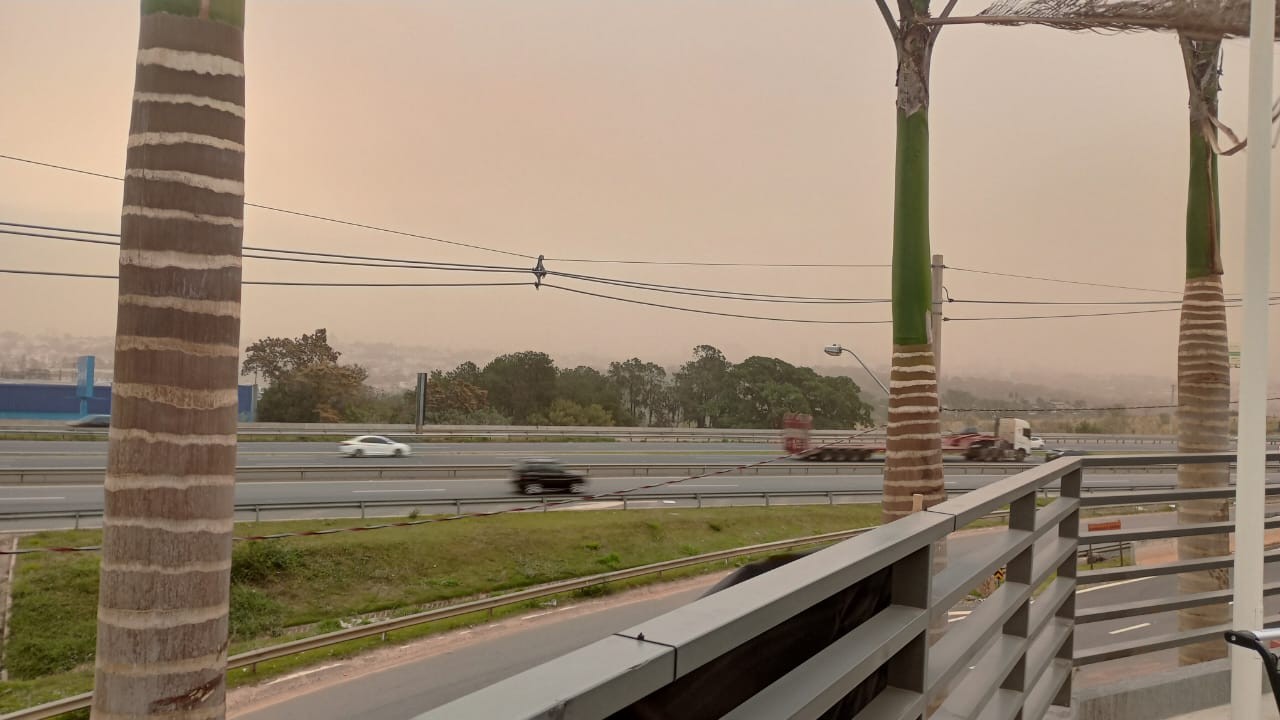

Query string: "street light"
[[823, 343, 889, 395]]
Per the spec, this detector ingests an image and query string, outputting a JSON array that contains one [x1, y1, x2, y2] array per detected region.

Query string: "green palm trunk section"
[[143, 0, 244, 26], [1176, 38, 1230, 666], [892, 110, 933, 346]]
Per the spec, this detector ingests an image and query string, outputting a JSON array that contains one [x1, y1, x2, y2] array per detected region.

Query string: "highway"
[[0, 435, 1184, 471], [0, 471, 1254, 528]]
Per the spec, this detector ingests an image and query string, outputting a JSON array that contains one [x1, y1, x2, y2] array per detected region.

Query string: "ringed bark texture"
[[884, 345, 944, 524], [92, 6, 245, 719], [1176, 275, 1231, 665], [1176, 34, 1229, 667]]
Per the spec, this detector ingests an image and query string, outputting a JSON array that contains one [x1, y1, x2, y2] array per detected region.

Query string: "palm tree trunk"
[[92, 2, 246, 718], [1176, 36, 1231, 667], [884, 11, 948, 696], [885, 6, 944, 528]]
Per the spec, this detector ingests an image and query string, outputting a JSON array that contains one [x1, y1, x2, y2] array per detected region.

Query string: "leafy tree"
[[243, 329, 371, 423], [558, 365, 628, 424], [242, 328, 342, 384], [719, 356, 872, 429], [673, 345, 732, 427], [533, 398, 617, 427], [479, 351, 558, 424], [257, 363, 370, 423], [607, 358, 669, 425]]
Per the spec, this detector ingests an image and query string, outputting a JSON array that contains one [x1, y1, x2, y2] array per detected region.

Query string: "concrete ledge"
[[1073, 660, 1273, 720]]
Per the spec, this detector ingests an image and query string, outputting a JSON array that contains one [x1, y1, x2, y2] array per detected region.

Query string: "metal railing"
[[0, 527, 885, 720], [6, 453, 1276, 720], [0, 461, 1042, 485], [416, 452, 1280, 720], [0, 481, 1221, 531], [3, 459, 1262, 486], [4, 420, 1277, 446]]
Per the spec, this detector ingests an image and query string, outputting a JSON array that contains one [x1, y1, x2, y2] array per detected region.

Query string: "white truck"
[[951, 417, 1036, 462]]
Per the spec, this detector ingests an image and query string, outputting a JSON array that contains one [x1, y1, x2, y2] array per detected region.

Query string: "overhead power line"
[[0, 267, 531, 289], [0, 154, 888, 269], [543, 256, 891, 268], [945, 265, 1183, 296], [0, 222, 891, 305], [540, 282, 892, 324], [0, 154, 535, 260], [945, 302, 1279, 321], [944, 397, 1280, 413]]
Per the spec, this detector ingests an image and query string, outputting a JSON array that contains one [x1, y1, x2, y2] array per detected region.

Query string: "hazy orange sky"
[[1, 1, 1278, 381]]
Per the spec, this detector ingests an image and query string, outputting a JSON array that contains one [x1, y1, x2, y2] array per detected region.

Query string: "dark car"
[[67, 414, 110, 428], [511, 459, 586, 495], [1044, 448, 1087, 462]]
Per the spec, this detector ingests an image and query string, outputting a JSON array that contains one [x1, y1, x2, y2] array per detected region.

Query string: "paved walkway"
[[1169, 701, 1279, 719]]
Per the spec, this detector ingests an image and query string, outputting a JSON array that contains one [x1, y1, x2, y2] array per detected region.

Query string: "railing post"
[[1054, 465, 1082, 708], [888, 542, 932, 708], [74, 512, 80, 531], [455, 498, 462, 516], [827, 491, 834, 506], [360, 501, 366, 520], [254, 505, 260, 523], [696, 494, 702, 509]]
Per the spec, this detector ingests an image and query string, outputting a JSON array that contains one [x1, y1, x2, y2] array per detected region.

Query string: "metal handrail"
[[0, 526, 883, 720], [9, 452, 1280, 719], [415, 452, 1280, 719]]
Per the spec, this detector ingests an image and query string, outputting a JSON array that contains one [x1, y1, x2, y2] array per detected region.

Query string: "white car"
[[339, 435, 412, 458], [1029, 436, 1045, 450]]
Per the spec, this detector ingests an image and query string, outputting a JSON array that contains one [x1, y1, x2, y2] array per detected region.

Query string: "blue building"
[[0, 356, 257, 422], [0, 382, 257, 422]]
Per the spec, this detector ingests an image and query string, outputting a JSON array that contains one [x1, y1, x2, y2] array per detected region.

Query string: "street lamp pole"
[[824, 344, 889, 396]]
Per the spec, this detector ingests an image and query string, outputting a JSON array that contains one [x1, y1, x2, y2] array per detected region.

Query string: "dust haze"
[[2, 0, 1280, 387]]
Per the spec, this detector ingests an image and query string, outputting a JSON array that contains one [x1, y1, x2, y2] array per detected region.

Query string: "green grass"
[[0, 505, 882, 700]]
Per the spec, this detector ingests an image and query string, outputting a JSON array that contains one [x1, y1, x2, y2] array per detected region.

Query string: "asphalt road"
[[0, 436, 1181, 471], [0, 471, 1240, 524]]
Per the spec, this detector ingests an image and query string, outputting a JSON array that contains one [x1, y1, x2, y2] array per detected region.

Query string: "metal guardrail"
[[0, 461, 1042, 485], [0, 527, 884, 720], [4, 420, 1278, 446], [416, 451, 1280, 720], [3, 458, 1263, 486], [0, 481, 1223, 531]]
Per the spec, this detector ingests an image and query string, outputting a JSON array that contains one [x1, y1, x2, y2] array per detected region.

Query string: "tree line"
[[243, 329, 873, 429]]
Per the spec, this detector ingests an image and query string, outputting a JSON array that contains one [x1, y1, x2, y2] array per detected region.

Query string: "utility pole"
[[931, 254, 944, 407]]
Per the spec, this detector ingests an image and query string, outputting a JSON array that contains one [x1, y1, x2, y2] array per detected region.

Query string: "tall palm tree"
[[1173, 29, 1231, 667], [93, 1, 246, 718], [875, 0, 953, 529], [926, 0, 1279, 666]]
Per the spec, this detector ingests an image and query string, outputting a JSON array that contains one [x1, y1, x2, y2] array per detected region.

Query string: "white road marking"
[[3, 496, 65, 501], [1108, 622, 1151, 635], [683, 484, 739, 488], [520, 607, 573, 621], [1076, 577, 1153, 595], [351, 489, 446, 494], [263, 663, 344, 686]]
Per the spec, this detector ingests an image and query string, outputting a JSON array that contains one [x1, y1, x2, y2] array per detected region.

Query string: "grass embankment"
[[0, 505, 881, 713]]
